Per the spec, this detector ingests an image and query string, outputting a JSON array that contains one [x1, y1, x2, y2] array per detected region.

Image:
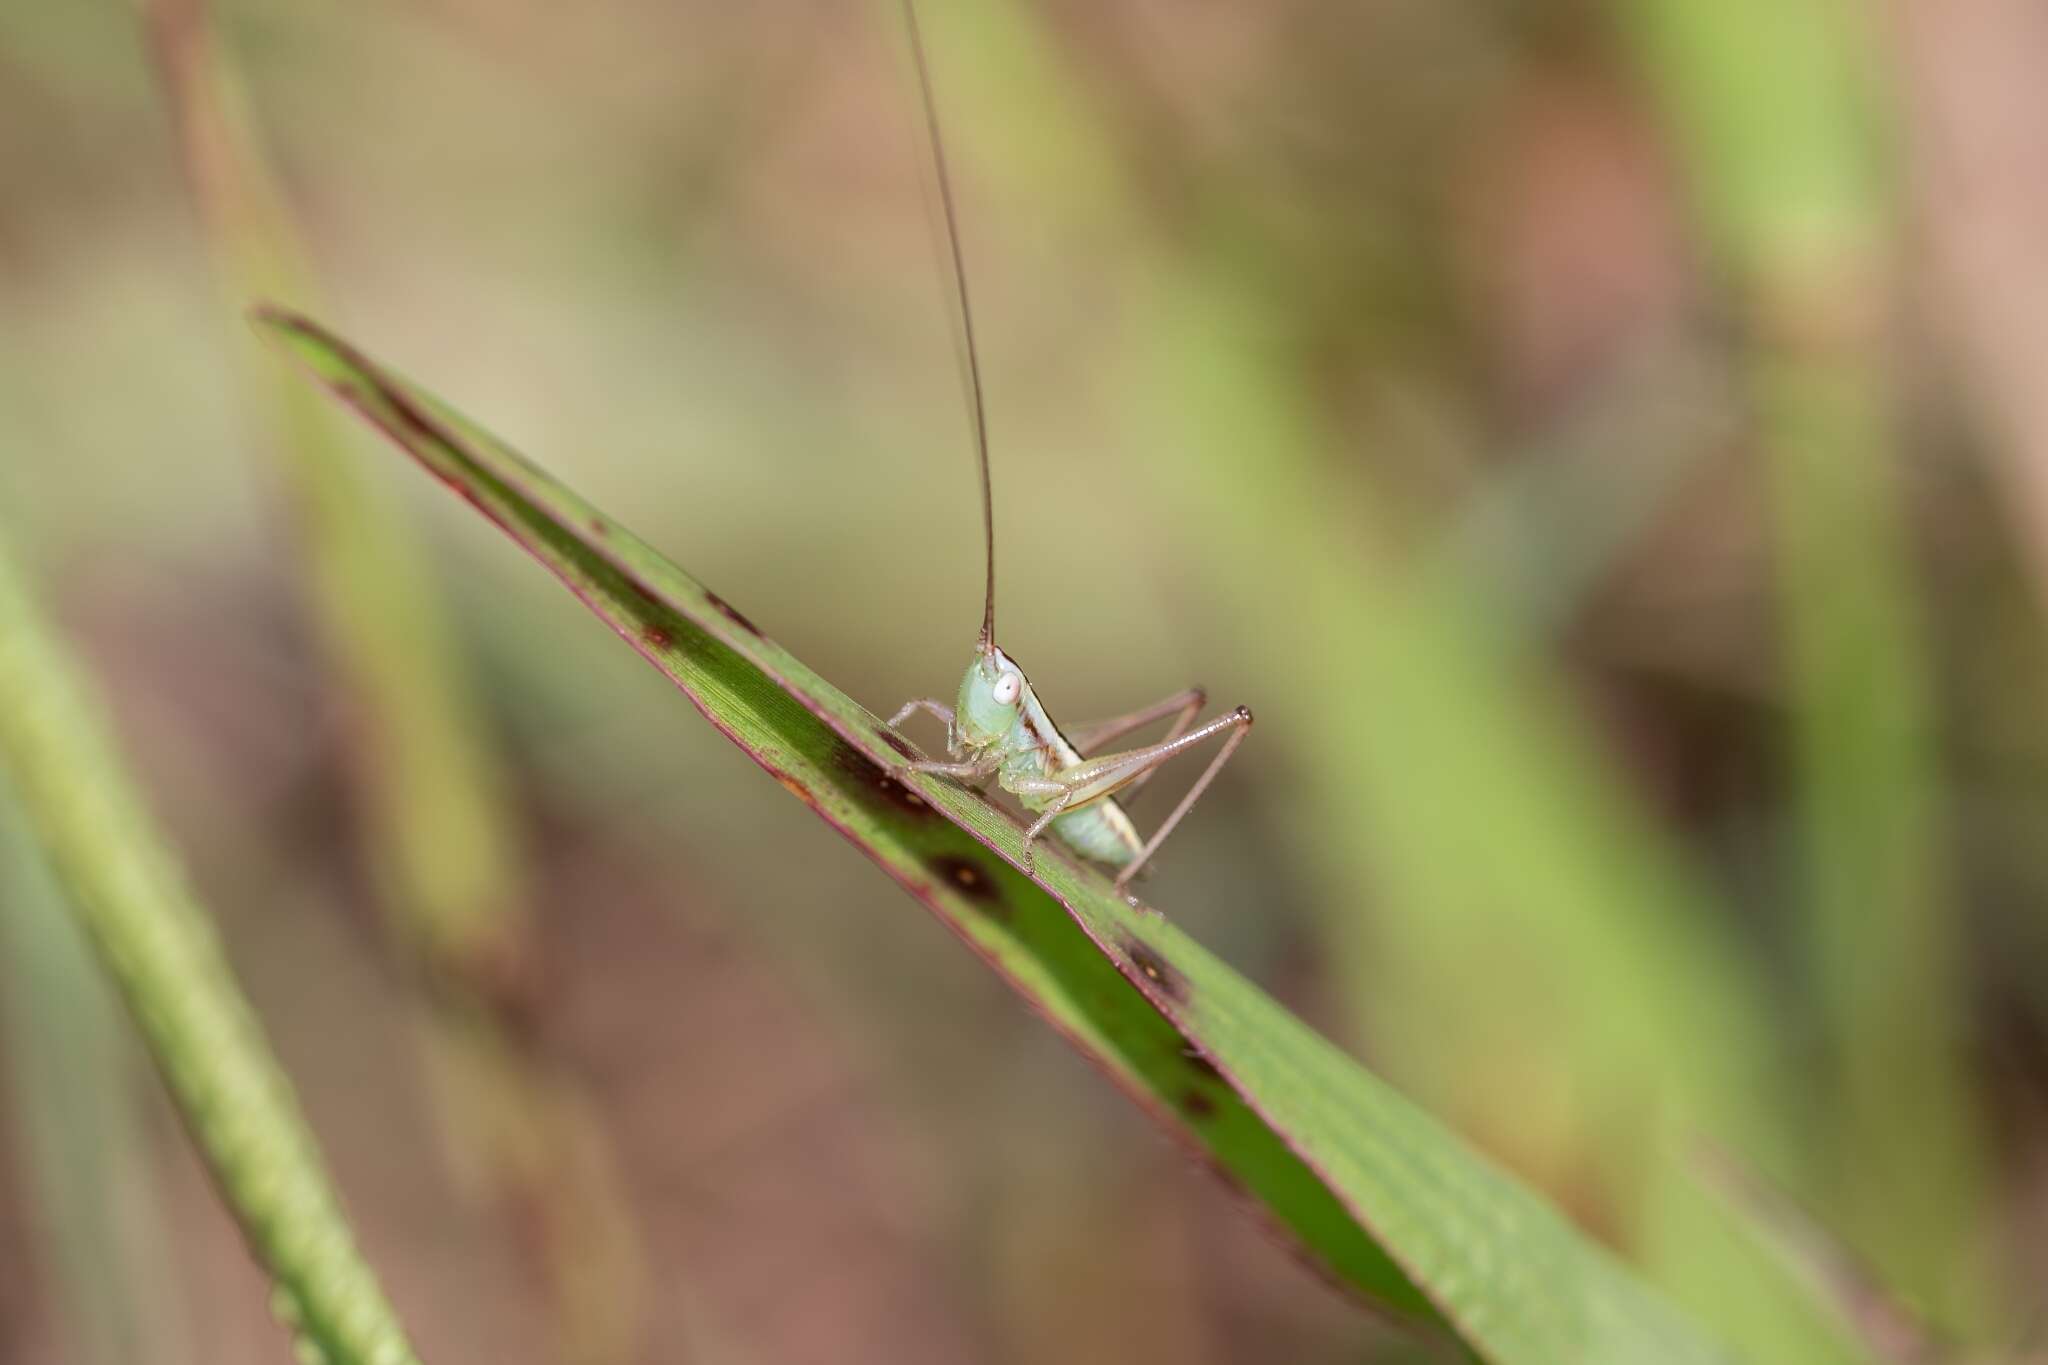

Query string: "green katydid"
[[886, 1, 1253, 903]]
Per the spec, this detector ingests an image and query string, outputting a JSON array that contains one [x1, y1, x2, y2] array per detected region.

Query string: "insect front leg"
[[888, 697, 955, 729], [889, 697, 968, 762]]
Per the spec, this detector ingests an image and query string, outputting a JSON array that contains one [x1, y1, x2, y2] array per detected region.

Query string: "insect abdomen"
[[1051, 801, 1142, 867]]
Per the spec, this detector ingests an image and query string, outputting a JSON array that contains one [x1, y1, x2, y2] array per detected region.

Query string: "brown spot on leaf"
[[924, 853, 1007, 917], [1120, 936, 1190, 1004], [1178, 1088, 1218, 1120], [1181, 1047, 1224, 1086], [373, 371, 459, 453], [878, 729, 919, 763], [829, 742, 939, 823], [772, 771, 819, 809], [704, 590, 761, 637], [628, 608, 710, 664], [588, 517, 610, 538]]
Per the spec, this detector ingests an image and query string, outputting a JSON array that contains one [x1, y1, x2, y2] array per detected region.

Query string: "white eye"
[[992, 671, 1022, 706]]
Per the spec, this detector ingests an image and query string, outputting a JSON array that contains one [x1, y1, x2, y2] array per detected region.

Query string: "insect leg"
[[1014, 707, 1254, 893], [889, 697, 962, 757], [908, 755, 1000, 781], [1112, 708, 1251, 895], [1012, 779, 1073, 874], [1036, 707, 1249, 808], [1066, 687, 1205, 796], [888, 697, 956, 729]]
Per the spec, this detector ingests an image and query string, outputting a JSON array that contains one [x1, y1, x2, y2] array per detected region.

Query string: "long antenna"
[[901, 0, 997, 651]]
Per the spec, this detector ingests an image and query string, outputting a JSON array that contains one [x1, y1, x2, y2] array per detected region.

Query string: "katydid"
[[886, 1, 1253, 902]]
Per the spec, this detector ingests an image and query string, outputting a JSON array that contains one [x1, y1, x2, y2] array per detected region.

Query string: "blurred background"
[[3, 0, 2046, 1361]]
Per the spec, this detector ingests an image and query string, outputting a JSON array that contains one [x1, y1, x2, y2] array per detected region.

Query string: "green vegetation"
[[0, 535, 424, 1365], [260, 307, 1744, 1362], [0, 1, 2036, 1360]]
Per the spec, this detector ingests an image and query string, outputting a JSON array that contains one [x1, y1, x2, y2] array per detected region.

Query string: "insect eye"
[[992, 672, 1022, 705]]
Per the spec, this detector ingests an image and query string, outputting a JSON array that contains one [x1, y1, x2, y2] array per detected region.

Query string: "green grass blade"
[[0, 533, 425, 1365], [0, 798, 192, 1365], [261, 306, 1737, 1365]]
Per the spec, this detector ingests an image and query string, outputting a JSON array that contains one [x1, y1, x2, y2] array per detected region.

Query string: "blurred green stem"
[[142, 0, 524, 1016], [0, 798, 191, 1365], [139, 1, 645, 1356], [1616, 0, 1991, 1328], [0, 529, 425, 1365]]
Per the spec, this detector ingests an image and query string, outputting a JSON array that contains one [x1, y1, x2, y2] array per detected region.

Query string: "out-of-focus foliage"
[[0, 535, 427, 1365], [2, 0, 2043, 1361], [139, 1, 645, 1356]]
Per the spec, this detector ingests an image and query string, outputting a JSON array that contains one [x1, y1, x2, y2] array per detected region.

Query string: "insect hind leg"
[[1067, 687, 1206, 801], [1014, 706, 1254, 898], [1111, 706, 1253, 898]]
